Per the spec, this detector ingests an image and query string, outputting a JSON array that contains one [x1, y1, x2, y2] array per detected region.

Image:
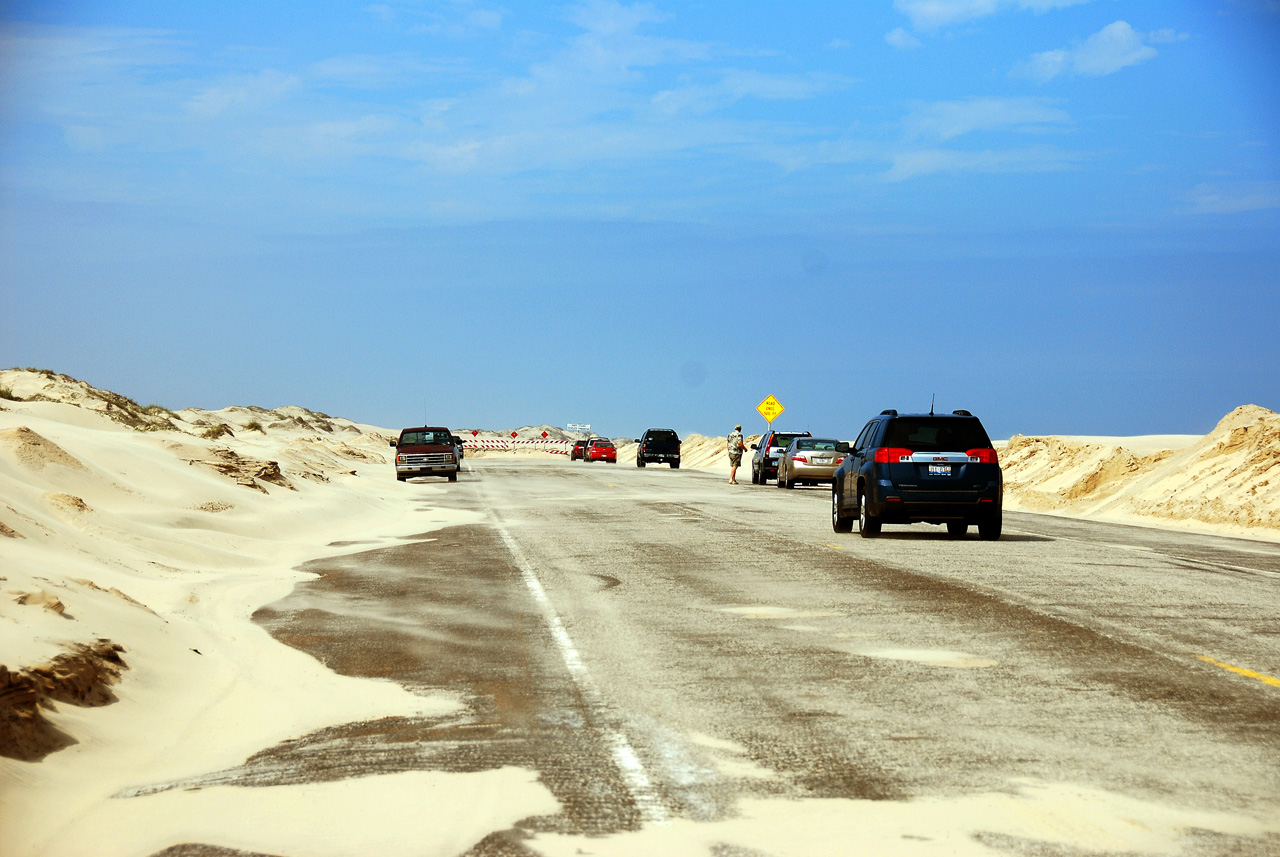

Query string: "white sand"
[[0, 370, 557, 856], [4, 370, 1278, 855], [521, 781, 1279, 856], [999, 405, 1280, 542]]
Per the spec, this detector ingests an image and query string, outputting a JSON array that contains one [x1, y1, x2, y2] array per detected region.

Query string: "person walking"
[[727, 424, 746, 484]]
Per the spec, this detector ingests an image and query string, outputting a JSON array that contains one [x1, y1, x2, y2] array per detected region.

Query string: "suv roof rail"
[[880, 409, 898, 416], [952, 409, 972, 417]]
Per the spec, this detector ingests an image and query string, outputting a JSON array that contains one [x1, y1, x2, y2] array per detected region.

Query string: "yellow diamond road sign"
[[757, 395, 784, 424]]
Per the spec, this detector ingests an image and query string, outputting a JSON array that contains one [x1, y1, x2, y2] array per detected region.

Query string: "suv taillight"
[[874, 447, 913, 463], [966, 448, 998, 464]]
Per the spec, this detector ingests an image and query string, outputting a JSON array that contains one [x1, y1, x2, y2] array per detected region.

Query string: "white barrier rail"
[[463, 439, 576, 455]]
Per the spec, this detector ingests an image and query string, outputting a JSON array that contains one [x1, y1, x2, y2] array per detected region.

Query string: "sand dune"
[[0, 369, 531, 856], [999, 405, 1280, 541]]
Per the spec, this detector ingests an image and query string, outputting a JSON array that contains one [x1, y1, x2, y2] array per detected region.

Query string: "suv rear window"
[[882, 418, 991, 452], [646, 430, 678, 442], [770, 433, 808, 448]]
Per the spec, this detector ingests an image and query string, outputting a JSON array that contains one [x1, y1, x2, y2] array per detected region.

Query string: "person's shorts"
[[728, 452, 742, 466]]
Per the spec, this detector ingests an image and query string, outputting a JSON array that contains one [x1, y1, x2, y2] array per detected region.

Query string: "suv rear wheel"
[[832, 488, 853, 533], [637, 457, 645, 467], [978, 515, 1002, 541], [858, 488, 881, 537]]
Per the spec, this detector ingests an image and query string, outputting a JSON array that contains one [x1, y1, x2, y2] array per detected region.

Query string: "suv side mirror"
[[389, 439, 398, 448], [835, 441, 850, 454], [634, 438, 641, 443], [749, 443, 758, 450]]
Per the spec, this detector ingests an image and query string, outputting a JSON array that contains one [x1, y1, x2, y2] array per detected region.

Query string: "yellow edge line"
[[1198, 655, 1280, 689]]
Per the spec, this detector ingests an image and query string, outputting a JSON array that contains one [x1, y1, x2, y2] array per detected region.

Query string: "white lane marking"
[[487, 511, 670, 825]]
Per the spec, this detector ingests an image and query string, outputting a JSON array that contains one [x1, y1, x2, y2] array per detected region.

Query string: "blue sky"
[[2, 0, 1277, 439]]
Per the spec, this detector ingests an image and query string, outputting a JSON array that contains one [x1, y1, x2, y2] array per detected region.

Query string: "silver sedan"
[[775, 437, 846, 488]]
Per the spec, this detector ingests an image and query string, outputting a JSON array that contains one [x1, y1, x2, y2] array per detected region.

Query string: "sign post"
[[757, 395, 784, 426]]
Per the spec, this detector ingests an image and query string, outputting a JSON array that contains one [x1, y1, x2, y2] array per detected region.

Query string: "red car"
[[570, 440, 588, 461], [585, 439, 617, 463]]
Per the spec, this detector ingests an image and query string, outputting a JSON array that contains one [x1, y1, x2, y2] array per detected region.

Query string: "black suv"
[[635, 428, 681, 468], [750, 429, 812, 484], [831, 410, 1002, 539]]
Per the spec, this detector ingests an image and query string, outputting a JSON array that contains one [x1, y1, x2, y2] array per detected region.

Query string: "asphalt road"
[[237, 457, 1280, 855]]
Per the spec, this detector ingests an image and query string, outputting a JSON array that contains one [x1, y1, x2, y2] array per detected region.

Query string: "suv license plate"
[[928, 465, 952, 476]]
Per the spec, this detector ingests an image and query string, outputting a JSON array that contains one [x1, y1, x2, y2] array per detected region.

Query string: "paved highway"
[[248, 458, 1280, 855]]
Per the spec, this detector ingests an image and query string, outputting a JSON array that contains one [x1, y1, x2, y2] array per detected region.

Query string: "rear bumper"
[[871, 489, 1001, 522], [639, 451, 680, 463], [787, 462, 840, 481]]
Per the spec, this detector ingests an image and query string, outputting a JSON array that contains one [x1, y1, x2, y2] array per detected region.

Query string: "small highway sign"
[[757, 395, 784, 424]]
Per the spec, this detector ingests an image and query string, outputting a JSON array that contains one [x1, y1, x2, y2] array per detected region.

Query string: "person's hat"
[[735, 425, 742, 431]]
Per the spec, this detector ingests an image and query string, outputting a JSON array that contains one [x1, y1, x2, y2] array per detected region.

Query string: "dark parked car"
[[570, 440, 588, 461], [635, 428, 681, 468], [749, 429, 812, 484], [831, 410, 1002, 539]]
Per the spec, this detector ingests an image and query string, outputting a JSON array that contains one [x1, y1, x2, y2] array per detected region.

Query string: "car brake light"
[[874, 447, 913, 463], [967, 448, 998, 463], [793, 454, 808, 463], [835, 457, 845, 465]]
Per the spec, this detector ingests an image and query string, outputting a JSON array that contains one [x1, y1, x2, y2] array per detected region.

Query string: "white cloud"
[[883, 145, 1081, 181], [566, 0, 669, 36], [904, 97, 1070, 141], [310, 54, 468, 88], [894, 0, 1092, 32], [650, 70, 851, 116], [885, 28, 923, 50], [1071, 21, 1158, 75], [1186, 181, 1280, 214], [405, 4, 505, 38], [1147, 28, 1189, 45], [185, 69, 300, 117], [826, 38, 852, 50], [1013, 21, 1166, 82]]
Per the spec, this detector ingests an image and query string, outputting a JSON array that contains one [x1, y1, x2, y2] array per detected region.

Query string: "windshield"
[[400, 430, 452, 446], [882, 419, 990, 452]]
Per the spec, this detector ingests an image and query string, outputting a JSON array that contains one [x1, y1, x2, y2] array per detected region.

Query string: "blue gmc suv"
[[831, 410, 1002, 540]]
